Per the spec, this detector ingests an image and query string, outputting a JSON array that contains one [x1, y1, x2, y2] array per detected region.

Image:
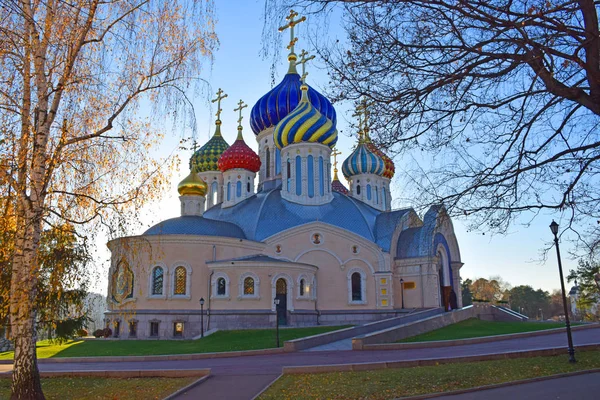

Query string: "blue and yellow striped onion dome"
[[250, 70, 337, 135], [341, 141, 386, 179], [273, 85, 338, 149], [177, 168, 207, 196], [189, 122, 230, 172]]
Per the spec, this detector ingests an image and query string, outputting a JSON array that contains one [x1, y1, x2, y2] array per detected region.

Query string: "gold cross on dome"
[[298, 49, 315, 84], [279, 9, 306, 53], [332, 148, 341, 170], [234, 99, 248, 127], [211, 88, 228, 121]]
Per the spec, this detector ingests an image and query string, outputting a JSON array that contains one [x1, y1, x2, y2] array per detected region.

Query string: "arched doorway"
[[276, 278, 287, 326]]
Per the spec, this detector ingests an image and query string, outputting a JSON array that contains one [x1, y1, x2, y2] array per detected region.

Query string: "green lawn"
[[398, 318, 577, 343], [0, 326, 350, 360], [259, 350, 600, 400], [0, 377, 197, 400]]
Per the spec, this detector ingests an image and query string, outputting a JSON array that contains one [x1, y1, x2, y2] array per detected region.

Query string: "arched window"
[[295, 156, 302, 195], [299, 279, 306, 296], [286, 159, 291, 191], [351, 272, 362, 301], [247, 182, 251, 193], [367, 184, 372, 200], [174, 266, 187, 295], [265, 148, 271, 178], [275, 148, 281, 175], [244, 277, 255, 295], [151, 266, 163, 295], [236, 181, 242, 198], [211, 181, 218, 205], [227, 182, 231, 201], [217, 277, 226, 296], [375, 186, 379, 204], [307, 155, 314, 198], [356, 185, 361, 195], [382, 187, 386, 209], [319, 157, 324, 196]]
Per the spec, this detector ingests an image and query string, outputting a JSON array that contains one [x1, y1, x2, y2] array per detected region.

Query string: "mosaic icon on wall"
[[111, 259, 134, 303]]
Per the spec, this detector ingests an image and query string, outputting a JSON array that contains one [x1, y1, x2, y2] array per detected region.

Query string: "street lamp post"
[[400, 278, 405, 309], [595, 272, 600, 292], [274, 298, 280, 348], [199, 297, 205, 338], [539, 308, 543, 321], [550, 220, 576, 363]]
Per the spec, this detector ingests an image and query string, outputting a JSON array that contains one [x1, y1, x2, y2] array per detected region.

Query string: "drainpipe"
[[313, 278, 320, 325], [207, 245, 216, 331]]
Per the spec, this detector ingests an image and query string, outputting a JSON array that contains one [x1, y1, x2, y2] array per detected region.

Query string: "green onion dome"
[[189, 121, 230, 172], [273, 84, 338, 150]]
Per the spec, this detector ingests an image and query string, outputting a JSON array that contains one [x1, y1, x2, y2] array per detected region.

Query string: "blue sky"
[[94, 1, 578, 294]]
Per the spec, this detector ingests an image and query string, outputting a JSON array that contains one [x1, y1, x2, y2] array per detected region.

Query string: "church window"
[[217, 277, 226, 296], [375, 186, 379, 204], [149, 321, 159, 337], [247, 182, 251, 192], [351, 272, 362, 301], [367, 184, 372, 200], [173, 322, 184, 338], [307, 155, 314, 198], [244, 277, 255, 295], [211, 181, 218, 205], [113, 321, 121, 337], [151, 266, 164, 295], [319, 157, 324, 196], [227, 182, 231, 201], [266, 148, 271, 178], [128, 321, 137, 337], [382, 187, 386, 209], [299, 279, 306, 296], [174, 266, 187, 295], [286, 159, 291, 191], [236, 181, 242, 198], [356, 185, 361, 195], [295, 156, 302, 195], [275, 148, 281, 175]]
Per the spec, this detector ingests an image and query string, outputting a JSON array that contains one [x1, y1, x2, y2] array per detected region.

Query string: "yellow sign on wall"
[[404, 281, 416, 290]]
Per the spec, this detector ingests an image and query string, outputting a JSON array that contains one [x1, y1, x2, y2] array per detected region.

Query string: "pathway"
[[302, 338, 353, 351], [435, 371, 600, 400], [23, 327, 600, 399]]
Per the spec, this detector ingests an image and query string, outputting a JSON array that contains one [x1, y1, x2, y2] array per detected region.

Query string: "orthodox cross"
[[332, 148, 342, 171], [298, 49, 315, 84], [234, 99, 248, 127], [353, 104, 365, 141], [211, 88, 228, 121], [279, 9, 306, 54]]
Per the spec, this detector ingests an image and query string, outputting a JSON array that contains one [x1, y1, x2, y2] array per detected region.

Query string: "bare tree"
[[0, 1, 217, 398], [265, 0, 600, 254]]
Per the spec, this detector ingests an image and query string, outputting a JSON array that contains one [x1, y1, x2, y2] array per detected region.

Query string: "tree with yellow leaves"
[[0, 1, 217, 398]]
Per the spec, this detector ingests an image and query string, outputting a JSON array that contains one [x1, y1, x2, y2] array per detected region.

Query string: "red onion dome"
[[218, 128, 261, 173]]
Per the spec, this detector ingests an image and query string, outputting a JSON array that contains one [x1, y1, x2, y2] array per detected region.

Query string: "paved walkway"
[[6, 327, 598, 399], [436, 371, 600, 400], [303, 338, 353, 351]]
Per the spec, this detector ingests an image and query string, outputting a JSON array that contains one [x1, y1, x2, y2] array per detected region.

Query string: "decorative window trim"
[[147, 263, 168, 299], [238, 272, 260, 299], [296, 274, 312, 300], [271, 273, 294, 311], [347, 267, 367, 305], [169, 261, 192, 300], [310, 231, 324, 246], [172, 320, 185, 338], [211, 272, 231, 300], [149, 320, 161, 338]]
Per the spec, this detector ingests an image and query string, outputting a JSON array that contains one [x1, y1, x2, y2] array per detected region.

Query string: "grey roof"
[[143, 216, 246, 239], [144, 188, 418, 253], [203, 189, 386, 244], [207, 254, 296, 264], [396, 206, 440, 258]]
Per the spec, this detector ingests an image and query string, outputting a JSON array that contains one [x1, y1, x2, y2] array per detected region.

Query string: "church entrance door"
[[276, 278, 287, 326]]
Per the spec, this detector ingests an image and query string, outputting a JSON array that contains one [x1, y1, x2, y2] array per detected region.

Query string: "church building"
[[105, 11, 463, 339]]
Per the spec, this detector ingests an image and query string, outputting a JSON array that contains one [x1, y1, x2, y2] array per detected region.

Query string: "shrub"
[[103, 328, 112, 338], [77, 328, 88, 337], [93, 329, 104, 338]]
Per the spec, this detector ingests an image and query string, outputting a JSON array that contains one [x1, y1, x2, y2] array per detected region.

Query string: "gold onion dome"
[[273, 84, 338, 150], [177, 166, 207, 196], [189, 122, 230, 173]]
